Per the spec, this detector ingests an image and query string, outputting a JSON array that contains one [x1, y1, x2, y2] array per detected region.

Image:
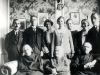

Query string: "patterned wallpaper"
[[64, 0, 99, 21], [10, 0, 55, 27], [10, 0, 99, 29]]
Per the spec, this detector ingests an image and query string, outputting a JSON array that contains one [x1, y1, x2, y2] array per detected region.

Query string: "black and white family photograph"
[[0, 0, 100, 75]]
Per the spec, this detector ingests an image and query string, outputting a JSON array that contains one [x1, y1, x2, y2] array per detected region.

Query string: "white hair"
[[22, 44, 33, 56]]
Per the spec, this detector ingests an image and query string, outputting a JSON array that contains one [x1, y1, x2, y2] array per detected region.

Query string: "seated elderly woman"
[[1, 44, 44, 75], [45, 46, 70, 75]]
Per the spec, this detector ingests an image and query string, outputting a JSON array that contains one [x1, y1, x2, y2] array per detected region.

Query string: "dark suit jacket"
[[15, 53, 44, 75], [5, 30, 23, 61], [87, 26, 100, 54], [23, 27, 44, 55], [76, 30, 88, 54], [18, 53, 43, 71]]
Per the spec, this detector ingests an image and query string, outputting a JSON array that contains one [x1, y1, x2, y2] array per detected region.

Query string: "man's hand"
[[84, 60, 97, 69]]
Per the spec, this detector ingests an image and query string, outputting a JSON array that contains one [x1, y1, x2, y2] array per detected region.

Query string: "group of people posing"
[[4, 13, 100, 75]]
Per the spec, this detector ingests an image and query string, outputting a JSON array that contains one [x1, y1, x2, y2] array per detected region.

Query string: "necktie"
[[15, 31, 18, 37]]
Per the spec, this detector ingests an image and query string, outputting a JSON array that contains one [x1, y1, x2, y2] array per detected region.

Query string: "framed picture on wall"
[[70, 12, 80, 25], [38, 13, 48, 26], [10, 18, 26, 31], [19, 18, 26, 31]]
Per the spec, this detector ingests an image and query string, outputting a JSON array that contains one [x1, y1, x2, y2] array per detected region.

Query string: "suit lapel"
[[92, 27, 99, 42], [11, 30, 18, 41], [17, 31, 22, 44], [36, 28, 41, 48]]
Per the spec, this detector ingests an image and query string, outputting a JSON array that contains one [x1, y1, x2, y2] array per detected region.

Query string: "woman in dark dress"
[[76, 19, 90, 54], [42, 19, 55, 58]]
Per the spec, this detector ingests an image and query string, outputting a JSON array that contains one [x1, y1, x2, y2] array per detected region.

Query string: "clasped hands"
[[84, 60, 97, 69], [41, 47, 49, 56], [42, 47, 49, 53]]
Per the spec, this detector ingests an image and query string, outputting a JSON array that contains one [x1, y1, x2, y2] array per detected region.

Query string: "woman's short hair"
[[66, 19, 72, 24], [57, 16, 65, 24], [81, 19, 89, 27], [91, 13, 99, 19], [44, 19, 53, 27], [91, 13, 99, 24], [12, 19, 20, 25]]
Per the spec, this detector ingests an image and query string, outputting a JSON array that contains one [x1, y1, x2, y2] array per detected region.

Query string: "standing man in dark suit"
[[5, 19, 23, 61], [23, 15, 44, 56], [87, 13, 100, 54]]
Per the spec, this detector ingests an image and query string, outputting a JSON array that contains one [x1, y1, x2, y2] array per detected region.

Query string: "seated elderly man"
[[1, 44, 44, 75], [45, 46, 70, 75], [71, 42, 100, 75]]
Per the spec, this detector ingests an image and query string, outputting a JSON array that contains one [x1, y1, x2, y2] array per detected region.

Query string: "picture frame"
[[38, 13, 48, 26], [70, 12, 80, 25], [10, 18, 26, 31], [19, 18, 26, 31]]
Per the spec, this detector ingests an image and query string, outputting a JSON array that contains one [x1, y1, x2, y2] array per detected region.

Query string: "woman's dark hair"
[[81, 19, 89, 27], [44, 19, 53, 27], [66, 19, 72, 24], [91, 13, 99, 19], [57, 16, 65, 24], [12, 19, 19, 25], [91, 13, 99, 24]]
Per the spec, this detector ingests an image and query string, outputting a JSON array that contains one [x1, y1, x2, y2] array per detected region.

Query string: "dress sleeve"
[[4, 34, 10, 52]]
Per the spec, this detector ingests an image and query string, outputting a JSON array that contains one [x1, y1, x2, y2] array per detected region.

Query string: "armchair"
[[1, 60, 18, 75]]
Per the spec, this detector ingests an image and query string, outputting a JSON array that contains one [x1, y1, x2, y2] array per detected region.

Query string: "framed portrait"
[[70, 12, 80, 25], [19, 18, 26, 31], [38, 13, 48, 26], [10, 18, 26, 31]]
